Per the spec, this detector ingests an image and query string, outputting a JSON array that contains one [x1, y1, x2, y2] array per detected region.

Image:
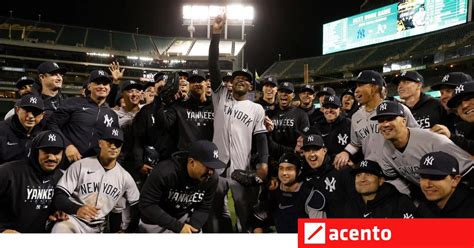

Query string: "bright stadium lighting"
[[139, 56, 153, 62], [86, 52, 114, 58], [127, 56, 139, 60]]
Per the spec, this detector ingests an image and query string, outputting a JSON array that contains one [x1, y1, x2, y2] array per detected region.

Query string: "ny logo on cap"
[[307, 136, 314, 142], [53, 63, 59, 68], [357, 72, 363, 78], [193, 69, 198, 74], [360, 160, 368, 168], [21, 76, 27, 80], [455, 84, 464, 94], [48, 134, 56, 142], [98, 70, 105, 76], [268, 77, 273, 81], [29, 97, 37, 104], [213, 150, 219, 159], [323, 87, 328, 91], [401, 71, 407, 76], [328, 96, 334, 102], [423, 156, 434, 166], [130, 80, 136, 84], [112, 129, 119, 136], [163, 75, 168, 80], [442, 75, 450, 82], [103, 114, 114, 127], [379, 103, 387, 111], [283, 82, 289, 87]]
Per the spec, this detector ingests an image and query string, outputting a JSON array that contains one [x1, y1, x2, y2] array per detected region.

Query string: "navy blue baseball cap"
[[370, 101, 405, 120], [278, 152, 303, 171], [188, 69, 206, 83], [341, 88, 354, 98], [322, 95, 341, 108], [316, 86, 336, 97], [391, 70, 424, 85], [232, 69, 253, 82], [34, 130, 66, 150], [300, 84, 315, 94], [89, 70, 112, 83], [351, 160, 384, 177], [121, 80, 143, 93], [222, 71, 233, 81], [350, 70, 386, 87], [278, 82, 295, 93], [16, 76, 35, 89], [301, 134, 325, 150], [37, 61, 67, 75], [261, 76, 278, 87], [431, 72, 472, 91], [154, 72, 167, 82], [101, 127, 124, 143], [447, 81, 474, 108], [18, 94, 44, 111], [188, 140, 226, 169], [417, 151, 459, 176], [178, 71, 189, 78]]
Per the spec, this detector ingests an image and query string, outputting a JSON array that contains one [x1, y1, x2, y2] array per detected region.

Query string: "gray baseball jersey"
[[346, 104, 419, 165], [56, 157, 139, 225], [381, 128, 474, 185], [212, 84, 267, 175]]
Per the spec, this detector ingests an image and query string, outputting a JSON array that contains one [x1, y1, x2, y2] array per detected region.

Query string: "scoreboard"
[[323, 0, 469, 54]]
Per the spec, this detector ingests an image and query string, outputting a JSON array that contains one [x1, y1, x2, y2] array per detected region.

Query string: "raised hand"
[[109, 61, 125, 83], [212, 14, 227, 34]]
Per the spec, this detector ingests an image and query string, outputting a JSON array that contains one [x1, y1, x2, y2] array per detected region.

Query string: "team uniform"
[[339, 183, 416, 218], [345, 104, 419, 166], [415, 183, 474, 218], [451, 120, 474, 155], [138, 152, 218, 233], [310, 115, 352, 162], [267, 106, 310, 160], [156, 94, 214, 151], [47, 96, 120, 167], [251, 182, 326, 233], [208, 33, 268, 232], [381, 128, 474, 194], [406, 92, 446, 128], [52, 157, 139, 233], [301, 155, 355, 217], [0, 158, 63, 233], [0, 115, 43, 164]]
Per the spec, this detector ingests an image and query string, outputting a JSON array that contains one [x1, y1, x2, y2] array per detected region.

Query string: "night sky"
[[2, 0, 365, 73]]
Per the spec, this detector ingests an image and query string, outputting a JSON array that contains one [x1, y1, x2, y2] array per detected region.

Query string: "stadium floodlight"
[[182, 4, 254, 39]]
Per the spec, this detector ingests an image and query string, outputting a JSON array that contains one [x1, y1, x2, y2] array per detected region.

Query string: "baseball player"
[[250, 153, 326, 233], [340, 88, 358, 118], [268, 82, 310, 163], [207, 15, 269, 232], [4, 76, 35, 120], [415, 151, 474, 217], [138, 140, 226, 233], [51, 127, 139, 233], [339, 160, 416, 218], [333, 70, 419, 169], [34, 61, 68, 120], [47, 69, 120, 167], [432, 81, 474, 155], [370, 100, 473, 196], [0, 94, 45, 164], [255, 76, 278, 113], [310, 95, 352, 162], [430, 72, 472, 132], [300, 134, 354, 217], [0, 130, 66, 233], [392, 70, 446, 128], [156, 69, 214, 151]]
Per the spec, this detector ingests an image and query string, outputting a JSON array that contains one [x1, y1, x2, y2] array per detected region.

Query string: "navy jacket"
[[47, 96, 119, 162], [0, 115, 43, 164]]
